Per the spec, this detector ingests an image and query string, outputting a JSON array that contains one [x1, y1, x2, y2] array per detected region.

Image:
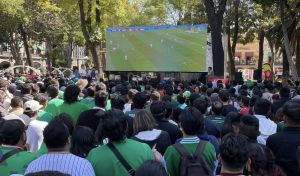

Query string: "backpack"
[[174, 140, 213, 176]]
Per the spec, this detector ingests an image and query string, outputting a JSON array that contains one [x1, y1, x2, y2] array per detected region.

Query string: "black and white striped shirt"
[[25, 153, 95, 176]]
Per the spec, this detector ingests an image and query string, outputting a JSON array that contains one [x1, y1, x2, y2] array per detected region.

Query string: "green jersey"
[[87, 139, 154, 176], [80, 98, 95, 109], [44, 98, 64, 117], [58, 101, 89, 124], [37, 110, 54, 123], [0, 146, 42, 175]]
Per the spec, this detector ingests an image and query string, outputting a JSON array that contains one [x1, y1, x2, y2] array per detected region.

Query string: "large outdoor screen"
[[105, 25, 207, 72]]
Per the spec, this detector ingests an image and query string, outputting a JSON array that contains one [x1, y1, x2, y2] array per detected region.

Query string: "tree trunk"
[[96, 0, 101, 26], [266, 36, 275, 76], [229, 0, 240, 80], [282, 47, 289, 77], [78, 0, 102, 79], [19, 25, 33, 66], [296, 36, 300, 76], [258, 29, 265, 74], [64, 42, 73, 68], [8, 32, 22, 65], [280, 0, 299, 80], [204, 0, 227, 77], [210, 21, 225, 77], [227, 24, 235, 80]]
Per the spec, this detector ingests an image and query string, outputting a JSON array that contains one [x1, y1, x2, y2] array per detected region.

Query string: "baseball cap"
[[24, 100, 43, 112]]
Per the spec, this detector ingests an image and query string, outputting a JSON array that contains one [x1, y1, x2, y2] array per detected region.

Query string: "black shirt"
[[271, 97, 289, 114], [267, 127, 300, 176], [222, 104, 237, 116], [204, 118, 220, 138], [156, 119, 183, 144]]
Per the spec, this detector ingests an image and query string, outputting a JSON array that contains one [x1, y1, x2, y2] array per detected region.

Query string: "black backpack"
[[174, 140, 213, 176]]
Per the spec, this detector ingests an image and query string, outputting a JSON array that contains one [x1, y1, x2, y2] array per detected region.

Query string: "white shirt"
[[26, 120, 48, 153], [123, 103, 132, 113], [254, 115, 277, 141], [25, 153, 95, 176]]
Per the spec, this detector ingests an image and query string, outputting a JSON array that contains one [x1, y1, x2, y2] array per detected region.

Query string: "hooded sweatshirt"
[[132, 129, 171, 155]]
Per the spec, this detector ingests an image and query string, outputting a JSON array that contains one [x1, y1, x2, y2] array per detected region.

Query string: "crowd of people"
[[0, 72, 300, 176]]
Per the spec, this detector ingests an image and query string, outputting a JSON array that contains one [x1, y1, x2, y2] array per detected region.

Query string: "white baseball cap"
[[24, 100, 43, 112]]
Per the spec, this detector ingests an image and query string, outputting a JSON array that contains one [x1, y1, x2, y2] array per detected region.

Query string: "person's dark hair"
[[34, 93, 48, 107], [47, 85, 59, 99], [86, 87, 95, 97], [163, 101, 173, 118], [265, 83, 274, 92], [279, 87, 290, 98], [272, 94, 280, 101], [54, 113, 74, 135], [25, 171, 70, 176], [207, 82, 213, 89], [70, 126, 96, 158], [63, 85, 80, 104], [150, 101, 167, 120], [212, 100, 223, 115], [172, 107, 182, 124], [239, 115, 260, 142], [240, 89, 248, 97], [189, 93, 200, 105], [219, 90, 230, 102], [249, 144, 286, 176], [94, 91, 108, 108], [282, 101, 300, 125], [219, 133, 250, 171], [193, 98, 208, 114], [96, 109, 127, 142], [201, 85, 207, 93], [217, 83, 224, 89], [241, 96, 250, 107], [0, 119, 25, 145], [296, 87, 300, 95], [165, 86, 173, 96], [132, 92, 147, 109], [135, 160, 168, 176], [254, 99, 271, 116], [162, 95, 172, 102], [221, 112, 241, 138], [179, 107, 204, 135], [206, 88, 213, 97], [177, 94, 185, 104], [10, 96, 23, 108], [275, 108, 284, 123], [21, 83, 32, 94], [43, 118, 70, 149], [252, 87, 263, 98], [111, 95, 126, 110]]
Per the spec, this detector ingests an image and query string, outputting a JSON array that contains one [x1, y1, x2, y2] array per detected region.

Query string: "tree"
[[0, 0, 24, 65], [203, 0, 227, 77], [280, 0, 299, 80], [225, 0, 240, 79]]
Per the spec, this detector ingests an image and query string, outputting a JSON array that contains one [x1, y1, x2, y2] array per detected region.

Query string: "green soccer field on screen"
[[106, 25, 207, 72]]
